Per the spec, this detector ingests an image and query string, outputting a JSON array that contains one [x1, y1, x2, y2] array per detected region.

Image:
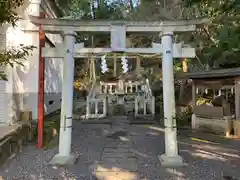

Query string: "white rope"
[[121, 56, 128, 73], [101, 55, 108, 73]]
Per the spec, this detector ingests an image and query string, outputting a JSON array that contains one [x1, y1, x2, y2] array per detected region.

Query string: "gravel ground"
[[0, 118, 240, 180]]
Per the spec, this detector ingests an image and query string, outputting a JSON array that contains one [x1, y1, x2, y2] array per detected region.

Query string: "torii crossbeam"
[[42, 43, 195, 58], [27, 15, 208, 167], [27, 15, 207, 33]]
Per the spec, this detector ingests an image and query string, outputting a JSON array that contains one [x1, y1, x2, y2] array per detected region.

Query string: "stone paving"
[[0, 116, 240, 180]]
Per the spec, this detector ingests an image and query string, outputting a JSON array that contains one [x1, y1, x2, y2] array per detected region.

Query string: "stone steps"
[[95, 116, 138, 178]]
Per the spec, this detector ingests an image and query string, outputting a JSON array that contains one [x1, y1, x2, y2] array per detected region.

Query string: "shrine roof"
[[176, 67, 240, 80]]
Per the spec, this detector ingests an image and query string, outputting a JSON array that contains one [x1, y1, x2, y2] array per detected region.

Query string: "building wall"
[[0, 24, 11, 124], [5, 0, 63, 123], [40, 1, 63, 116]]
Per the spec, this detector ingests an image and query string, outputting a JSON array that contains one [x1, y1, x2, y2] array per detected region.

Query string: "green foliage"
[[155, 94, 164, 115], [0, 44, 35, 67], [0, 0, 35, 80], [32, 112, 60, 148], [58, 0, 239, 71], [58, 0, 129, 20], [196, 97, 212, 106], [181, 0, 240, 68], [0, 0, 25, 26], [176, 106, 192, 128], [141, 68, 159, 84], [74, 66, 89, 90], [0, 44, 36, 80]]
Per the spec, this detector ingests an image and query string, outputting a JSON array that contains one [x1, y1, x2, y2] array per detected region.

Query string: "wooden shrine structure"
[[177, 67, 240, 137]]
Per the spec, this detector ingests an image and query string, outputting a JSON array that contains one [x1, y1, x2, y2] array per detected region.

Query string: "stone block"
[[193, 116, 233, 136], [233, 120, 240, 137], [10, 139, 20, 154], [225, 117, 233, 137], [20, 111, 32, 122], [49, 154, 78, 166], [9, 133, 22, 154], [19, 125, 30, 145], [0, 137, 11, 165]]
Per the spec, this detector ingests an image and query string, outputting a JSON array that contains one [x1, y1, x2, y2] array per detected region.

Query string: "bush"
[[175, 106, 192, 128], [31, 113, 60, 149], [196, 97, 212, 106], [155, 95, 164, 115]]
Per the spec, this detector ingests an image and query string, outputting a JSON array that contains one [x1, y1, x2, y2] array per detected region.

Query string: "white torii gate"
[[28, 15, 207, 167]]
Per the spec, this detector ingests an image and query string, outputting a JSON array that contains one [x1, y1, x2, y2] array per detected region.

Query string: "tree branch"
[[203, 26, 218, 45]]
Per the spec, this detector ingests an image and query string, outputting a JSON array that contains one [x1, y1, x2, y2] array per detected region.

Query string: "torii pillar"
[[158, 32, 185, 167], [49, 30, 77, 165]]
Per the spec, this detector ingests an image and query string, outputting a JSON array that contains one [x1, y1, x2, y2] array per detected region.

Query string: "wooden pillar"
[[91, 56, 96, 81], [235, 80, 240, 119], [95, 101, 98, 115], [143, 100, 147, 115], [103, 98, 107, 116], [113, 55, 117, 77], [86, 98, 90, 119], [192, 80, 196, 106], [136, 56, 141, 75], [37, 12, 45, 149], [135, 97, 138, 116], [191, 79, 197, 130]]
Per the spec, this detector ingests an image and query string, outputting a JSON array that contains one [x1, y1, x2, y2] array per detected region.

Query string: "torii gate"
[[28, 15, 207, 167]]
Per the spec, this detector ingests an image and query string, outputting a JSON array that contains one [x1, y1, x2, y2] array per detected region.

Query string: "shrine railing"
[[100, 81, 118, 94], [97, 79, 155, 117], [135, 78, 155, 116], [100, 80, 141, 94], [124, 81, 141, 94], [86, 81, 107, 119]]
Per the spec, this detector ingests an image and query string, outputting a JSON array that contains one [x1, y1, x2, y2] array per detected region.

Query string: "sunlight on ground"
[[146, 131, 160, 136], [147, 126, 165, 133], [119, 136, 130, 141], [94, 165, 137, 180], [191, 137, 212, 143], [179, 141, 239, 153], [141, 124, 154, 128], [217, 152, 240, 158], [130, 149, 150, 158], [166, 168, 185, 179], [191, 149, 227, 161]]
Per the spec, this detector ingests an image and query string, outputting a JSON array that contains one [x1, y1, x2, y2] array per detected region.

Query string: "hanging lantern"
[[121, 56, 128, 73], [101, 55, 108, 73]]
